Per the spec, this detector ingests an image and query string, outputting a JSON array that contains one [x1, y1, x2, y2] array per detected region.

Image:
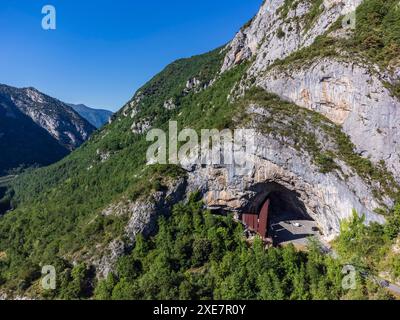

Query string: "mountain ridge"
[[0, 84, 96, 150], [68, 103, 113, 129], [0, 84, 96, 175]]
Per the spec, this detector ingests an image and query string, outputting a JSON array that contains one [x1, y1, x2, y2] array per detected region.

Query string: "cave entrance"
[[241, 182, 320, 248]]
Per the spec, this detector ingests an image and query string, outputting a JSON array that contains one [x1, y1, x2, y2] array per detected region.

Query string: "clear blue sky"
[[0, 0, 262, 111]]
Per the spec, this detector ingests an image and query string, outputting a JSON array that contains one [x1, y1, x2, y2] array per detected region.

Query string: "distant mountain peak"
[[68, 103, 113, 128]]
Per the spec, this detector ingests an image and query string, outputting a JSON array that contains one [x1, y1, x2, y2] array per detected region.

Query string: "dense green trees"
[[354, 0, 400, 68], [334, 206, 400, 291], [92, 196, 392, 300]]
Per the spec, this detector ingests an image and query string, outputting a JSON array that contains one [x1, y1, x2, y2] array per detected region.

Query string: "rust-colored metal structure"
[[242, 195, 270, 239], [258, 199, 270, 238]]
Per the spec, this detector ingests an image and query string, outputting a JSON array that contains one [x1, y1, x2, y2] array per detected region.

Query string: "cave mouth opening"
[[242, 182, 321, 247]]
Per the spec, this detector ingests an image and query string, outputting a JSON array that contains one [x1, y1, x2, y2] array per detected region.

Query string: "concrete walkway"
[[269, 210, 321, 247]]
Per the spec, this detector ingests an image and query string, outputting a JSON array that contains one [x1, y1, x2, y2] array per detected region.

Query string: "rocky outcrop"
[[185, 77, 202, 92], [94, 177, 187, 278], [163, 98, 177, 111], [0, 292, 33, 300], [131, 118, 152, 135], [96, 149, 111, 163], [222, 0, 361, 74]]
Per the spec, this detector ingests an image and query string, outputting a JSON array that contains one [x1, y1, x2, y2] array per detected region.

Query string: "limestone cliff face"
[[190, 0, 400, 240], [257, 58, 400, 180], [221, 0, 400, 180], [187, 108, 387, 241], [222, 0, 361, 74]]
